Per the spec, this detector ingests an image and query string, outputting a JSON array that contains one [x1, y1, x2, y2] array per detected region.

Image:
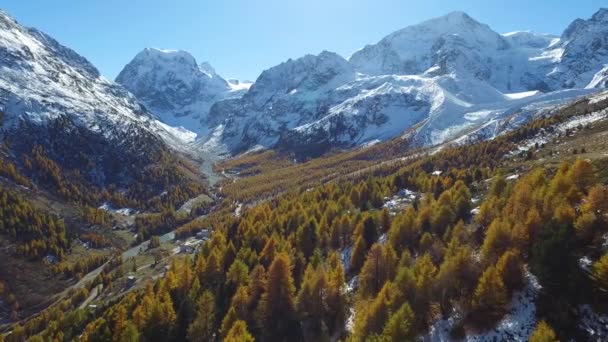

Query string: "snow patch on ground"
[[505, 91, 540, 100], [579, 304, 608, 339], [579, 256, 593, 272], [589, 90, 608, 104], [346, 307, 356, 333], [383, 188, 419, 212], [98, 202, 138, 216], [234, 203, 243, 217], [341, 244, 353, 273], [507, 106, 608, 157], [421, 271, 541, 342], [505, 174, 520, 181]]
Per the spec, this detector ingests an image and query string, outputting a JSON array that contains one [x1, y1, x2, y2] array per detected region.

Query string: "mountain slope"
[[0, 10, 205, 208], [547, 8, 608, 89], [203, 51, 357, 154]]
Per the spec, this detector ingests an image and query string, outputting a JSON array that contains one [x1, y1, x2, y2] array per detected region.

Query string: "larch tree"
[[480, 218, 512, 264], [296, 264, 329, 338], [220, 307, 238, 339], [187, 290, 216, 342], [471, 266, 508, 317], [354, 282, 395, 340], [381, 302, 416, 342], [593, 253, 608, 289], [224, 320, 255, 342], [260, 252, 300, 341], [296, 218, 319, 259], [529, 320, 559, 342], [570, 158, 595, 192], [496, 249, 524, 294], [358, 243, 398, 298], [350, 235, 368, 273]]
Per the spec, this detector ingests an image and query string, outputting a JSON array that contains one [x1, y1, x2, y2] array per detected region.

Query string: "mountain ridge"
[[196, 8, 608, 156], [7, 7, 608, 159]]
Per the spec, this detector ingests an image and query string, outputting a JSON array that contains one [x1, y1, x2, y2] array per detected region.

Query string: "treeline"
[[0, 187, 69, 260], [216, 142, 405, 203], [3, 117, 209, 214], [218, 94, 608, 206]]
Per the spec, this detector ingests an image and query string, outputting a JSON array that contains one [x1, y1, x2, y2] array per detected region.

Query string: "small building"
[[196, 229, 210, 240], [126, 275, 136, 288], [179, 244, 196, 254]]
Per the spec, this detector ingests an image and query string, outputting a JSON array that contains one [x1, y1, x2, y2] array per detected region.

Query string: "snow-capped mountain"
[[0, 10, 197, 187], [350, 12, 510, 85], [4, 7, 608, 160], [203, 51, 357, 153], [0, 11, 196, 147], [197, 8, 608, 155], [348, 11, 564, 94], [116, 48, 251, 136]]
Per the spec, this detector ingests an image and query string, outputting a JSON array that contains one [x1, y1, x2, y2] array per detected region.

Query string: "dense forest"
[[1, 96, 608, 341], [7, 157, 608, 340], [0, 187, 69, 260]]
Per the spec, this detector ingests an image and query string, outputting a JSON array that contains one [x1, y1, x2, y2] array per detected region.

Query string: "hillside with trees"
[[2, 91, 607, 341]]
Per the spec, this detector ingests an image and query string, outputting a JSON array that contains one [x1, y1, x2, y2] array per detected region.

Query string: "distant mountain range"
[[116, 9, 608, 156], [1, 8, 608, 161]]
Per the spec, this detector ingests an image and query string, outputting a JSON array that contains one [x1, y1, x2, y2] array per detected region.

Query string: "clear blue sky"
[[1, 0, 605, 81]]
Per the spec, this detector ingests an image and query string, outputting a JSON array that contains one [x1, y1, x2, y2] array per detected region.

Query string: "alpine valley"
[[1, 6, 608, 342]]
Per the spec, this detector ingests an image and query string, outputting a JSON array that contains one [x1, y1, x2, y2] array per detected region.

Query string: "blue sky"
[[1, 1, 605, 81]]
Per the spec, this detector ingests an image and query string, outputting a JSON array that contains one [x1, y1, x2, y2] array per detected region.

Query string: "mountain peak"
[[251, 50, 353, 97], [591, 8, 608, 21], [423, 10, 485, 29], [0, 9, 196, 152], [134, 48, 198, 67], [562, 8, 608, 42], [441, 10, 474, 22], [349, 10, 507, 76]]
